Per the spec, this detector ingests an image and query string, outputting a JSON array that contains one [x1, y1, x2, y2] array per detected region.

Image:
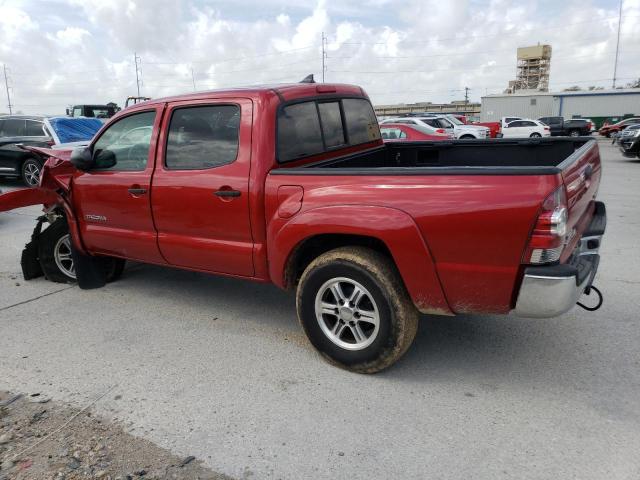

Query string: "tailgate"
[[559, 140, 602, 262]]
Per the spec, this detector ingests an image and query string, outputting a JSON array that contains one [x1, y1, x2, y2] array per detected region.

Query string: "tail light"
[[587, 122, 592, 130], [544, 127, 550, 131], [523, 187, 568, 264]]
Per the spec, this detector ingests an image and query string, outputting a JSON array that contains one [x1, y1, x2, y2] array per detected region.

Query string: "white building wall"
[[560, 93, 640, 118], [480, 95, 555, 121]]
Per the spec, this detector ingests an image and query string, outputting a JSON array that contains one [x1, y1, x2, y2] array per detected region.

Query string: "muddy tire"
[[38, 219, 125, 284], [296, 246, 419, 373], [21, 157, 43, 187]]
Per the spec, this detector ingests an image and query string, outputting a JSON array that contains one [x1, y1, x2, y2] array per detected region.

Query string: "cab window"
[[92, 111, 156, 171]]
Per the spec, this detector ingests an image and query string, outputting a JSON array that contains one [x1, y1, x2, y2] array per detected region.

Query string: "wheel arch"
[[269, 205, 453, 315]]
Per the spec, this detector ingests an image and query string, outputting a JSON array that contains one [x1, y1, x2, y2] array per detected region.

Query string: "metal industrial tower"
[[506, 44, 552, 93]]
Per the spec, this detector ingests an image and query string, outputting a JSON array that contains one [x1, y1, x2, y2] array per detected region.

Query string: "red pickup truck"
[[0, 82, 606, 373]]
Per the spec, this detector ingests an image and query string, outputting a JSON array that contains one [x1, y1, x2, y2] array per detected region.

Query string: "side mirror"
[[94, 149, 117, 169], [70, 147, 95, 171]]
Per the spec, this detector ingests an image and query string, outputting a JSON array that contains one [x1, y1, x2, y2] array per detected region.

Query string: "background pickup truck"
[[538, 116, 592, 137], [0, 82, 606, 373]]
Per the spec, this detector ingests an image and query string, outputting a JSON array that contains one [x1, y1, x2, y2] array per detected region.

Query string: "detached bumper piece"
[[514, 202, 606, 318]]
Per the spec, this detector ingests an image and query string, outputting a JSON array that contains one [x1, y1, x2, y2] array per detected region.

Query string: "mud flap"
[[21, 217, 45, 280], [70, 246, 109, 290]]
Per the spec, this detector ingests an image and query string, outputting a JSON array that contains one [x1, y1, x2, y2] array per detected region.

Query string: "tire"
[[21, 157, 43, 187], [38, 219, 125, 284], [459, 134, 475, 139], [569, 130, 580, 137], [530, 132, 542, 138], [296, 246, 419, 373]]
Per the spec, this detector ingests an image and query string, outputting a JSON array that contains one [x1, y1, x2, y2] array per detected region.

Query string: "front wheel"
[[38, 218, 125, 284], [459, 134, 476, 140], [296, 247, 419, 373], [21, 157, 43, 187], [530, 132, 542, 138]]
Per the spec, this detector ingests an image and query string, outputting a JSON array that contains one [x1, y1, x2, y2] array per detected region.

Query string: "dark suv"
[[0, 115, 52, 186]]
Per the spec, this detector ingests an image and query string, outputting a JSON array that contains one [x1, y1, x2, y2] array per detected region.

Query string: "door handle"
[[214, 189, 241, 198], [128, 187, 148, 195]]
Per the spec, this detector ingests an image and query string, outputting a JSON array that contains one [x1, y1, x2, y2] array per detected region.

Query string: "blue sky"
[[1, 0, 638, 114]]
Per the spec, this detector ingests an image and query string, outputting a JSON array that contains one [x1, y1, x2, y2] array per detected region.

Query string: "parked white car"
[[501, 117, 522, 129], [379, 117, 455, 139], [501, 119, 551, 138], [381, 116, 489, 139]]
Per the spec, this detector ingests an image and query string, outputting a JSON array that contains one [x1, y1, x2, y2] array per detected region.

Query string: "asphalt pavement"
[[1, 139, 639, 480]]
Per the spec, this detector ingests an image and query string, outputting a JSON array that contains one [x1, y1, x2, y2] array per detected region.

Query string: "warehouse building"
[[481, 89, 640, 128]]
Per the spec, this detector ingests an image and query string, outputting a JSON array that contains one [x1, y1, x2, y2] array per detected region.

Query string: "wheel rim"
[[570, 131, 579, 137], [314, 277, 380, 351], [24, 162, 41, 186], [54, 234, 76, 279]]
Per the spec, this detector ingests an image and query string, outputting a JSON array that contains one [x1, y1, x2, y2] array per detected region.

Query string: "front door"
[[72, 106, 166, 263], [151, 98, 254, 277]]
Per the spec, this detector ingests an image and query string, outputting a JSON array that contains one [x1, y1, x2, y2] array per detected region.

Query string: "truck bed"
[[273, 138, 592, 175]]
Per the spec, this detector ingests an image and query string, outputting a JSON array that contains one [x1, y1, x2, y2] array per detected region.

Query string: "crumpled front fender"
[[0, 146, 87, 254]]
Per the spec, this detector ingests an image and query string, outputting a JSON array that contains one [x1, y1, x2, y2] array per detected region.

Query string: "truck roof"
[[129, 83, 367, 109]]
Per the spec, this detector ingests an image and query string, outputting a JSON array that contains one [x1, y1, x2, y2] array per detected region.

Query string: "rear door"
[[72, 106, 166, 263], [150, 98, 255, 277]]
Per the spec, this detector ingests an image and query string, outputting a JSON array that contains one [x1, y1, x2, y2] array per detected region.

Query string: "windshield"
[[446, 115, 463, 125]]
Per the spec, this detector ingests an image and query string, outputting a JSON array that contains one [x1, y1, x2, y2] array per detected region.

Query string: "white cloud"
[[1, 0, 639, 115]]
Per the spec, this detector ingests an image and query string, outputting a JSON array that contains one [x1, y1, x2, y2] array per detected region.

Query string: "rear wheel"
[[296, 247, 419, 373], [38, 219, 125, 284], [530, 132, 542, 138], [569, 130, 580, 137], [21, 157, 42, 187]]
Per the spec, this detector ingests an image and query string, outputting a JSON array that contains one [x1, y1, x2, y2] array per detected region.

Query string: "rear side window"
[[25, 120, 45, 136], [342, 98, 381, 145], [277, 102, 324, 162], [318, 102, 345, 148], [166, 105, 240, 170], [277, 97, 380, 162]]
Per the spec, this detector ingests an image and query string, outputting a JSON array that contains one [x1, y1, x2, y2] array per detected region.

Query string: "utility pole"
[[321, 32, 327, 83], [613, 0, 623, 88], [134, 52, 142, 97], [3, 64, 12, 114], [191, 67, 196, 91], [464, 86, 470, 112]]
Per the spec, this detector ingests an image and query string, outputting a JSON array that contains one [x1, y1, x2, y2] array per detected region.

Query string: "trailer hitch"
[[577, 285, 603, 312]]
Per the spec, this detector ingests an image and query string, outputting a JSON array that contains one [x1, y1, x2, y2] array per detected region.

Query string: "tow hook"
[[577, 285, 603, 312]]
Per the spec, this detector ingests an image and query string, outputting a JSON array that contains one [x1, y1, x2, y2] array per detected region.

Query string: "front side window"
[[1, 119, 25, 136], [166, 105, 240, 170], [92, 111, 156, 171]]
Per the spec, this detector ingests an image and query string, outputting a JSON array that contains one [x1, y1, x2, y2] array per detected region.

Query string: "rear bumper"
[[514, 202, 606, 318]]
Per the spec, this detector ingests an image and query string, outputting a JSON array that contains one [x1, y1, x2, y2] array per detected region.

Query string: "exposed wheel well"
[[459, 134, 476, 139], [284, 234, 394, 290]]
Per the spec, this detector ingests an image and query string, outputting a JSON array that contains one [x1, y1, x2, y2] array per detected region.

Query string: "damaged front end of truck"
[[0, 146, 123, 288]]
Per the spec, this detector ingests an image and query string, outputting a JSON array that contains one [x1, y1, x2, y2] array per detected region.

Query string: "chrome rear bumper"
[[514, 202, 606, 318]]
